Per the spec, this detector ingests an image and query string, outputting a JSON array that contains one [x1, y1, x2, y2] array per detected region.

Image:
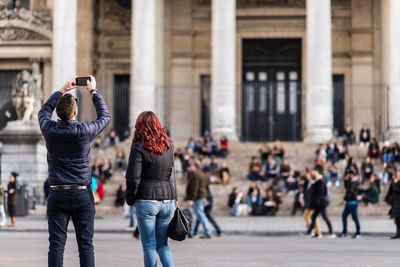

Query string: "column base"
[[303, 127, 333, 144], [386, 128, 400, 142], [211, 127, 238, 142]]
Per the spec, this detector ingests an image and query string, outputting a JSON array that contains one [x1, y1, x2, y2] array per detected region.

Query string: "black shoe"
[[338, 233, 347, 238], [199, 235, 212, 239], [215, 232, 223, 237], [351, 234, 360, 239], [390, 235, 400, 239], [133, 227, 140, 240]]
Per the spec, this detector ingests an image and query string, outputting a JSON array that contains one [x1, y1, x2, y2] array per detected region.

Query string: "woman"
[[339, 173, 361, 238], [7, 172, 19, 227], [125, 111, 176, 267], [0, 178, 7, 227]]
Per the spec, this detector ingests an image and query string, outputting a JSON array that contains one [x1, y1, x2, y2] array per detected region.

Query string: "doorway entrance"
[[333, 74, 345, 136], [242, 39, 302, 141], [113, 75, 130, 141]]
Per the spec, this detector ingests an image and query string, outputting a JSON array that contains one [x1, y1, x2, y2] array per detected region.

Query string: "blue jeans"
[[47, 188, 95, 267], [135, 200, 175, 267], [191, 199, 211, 237], [342, 203, 361, 235]]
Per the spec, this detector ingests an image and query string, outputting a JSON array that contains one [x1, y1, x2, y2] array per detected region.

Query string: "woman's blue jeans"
[[135, 200, 175, 267]]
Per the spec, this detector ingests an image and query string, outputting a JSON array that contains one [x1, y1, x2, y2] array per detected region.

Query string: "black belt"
[[50, 185, 88, 190]]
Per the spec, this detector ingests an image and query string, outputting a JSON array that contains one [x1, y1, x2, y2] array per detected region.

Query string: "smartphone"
[[75, 76, 91, 86]]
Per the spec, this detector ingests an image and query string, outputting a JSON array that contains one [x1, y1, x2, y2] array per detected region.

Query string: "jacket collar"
[[57, 119, 78, 126]]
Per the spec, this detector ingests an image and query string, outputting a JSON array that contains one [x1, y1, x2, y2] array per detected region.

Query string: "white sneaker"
[[327, 181, 332, 187], [328, 234, 337, 239], [335, 181, 340, 187]]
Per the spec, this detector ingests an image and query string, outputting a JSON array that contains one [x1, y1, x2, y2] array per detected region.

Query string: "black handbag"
[[168, 205, 189, 241]]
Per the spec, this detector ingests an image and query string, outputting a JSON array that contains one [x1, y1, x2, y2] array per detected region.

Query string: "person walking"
[[385, 171, 400, 239], [303, 173, 321, 237], [306, 169, 335, 238], [38, 76, 110, 267], [339, 173, 361, 238], [125, 111, 177, 267], [6, 172, 19, 227], [185, 161, 212, 239], [0, 177, 7, 227], [193, 185, 222, 237]]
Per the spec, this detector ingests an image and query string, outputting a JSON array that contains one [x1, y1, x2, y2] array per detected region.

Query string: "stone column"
[[382, 0, 400, 140], [131, 0, 164, 126], [211, 0, 237, 140], [52, 0, 77, 91], [304, 0, 333, 143], [77, 0, 95, 122]]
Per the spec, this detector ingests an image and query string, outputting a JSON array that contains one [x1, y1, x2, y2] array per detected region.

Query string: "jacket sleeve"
[[83, 93, 111, 141], [38, 91, 62, 135], [125, 145, 142, 205]]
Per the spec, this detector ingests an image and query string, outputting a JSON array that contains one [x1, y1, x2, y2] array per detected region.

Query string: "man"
[[303, 171, 321, 237], [306, 169, 336, 238], [185, 161, 212, 239], [385, 171, 400, 239], [38, 76, 110, 267]]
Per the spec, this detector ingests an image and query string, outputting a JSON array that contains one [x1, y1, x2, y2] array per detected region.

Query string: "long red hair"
[[133, 111, 171, 155]]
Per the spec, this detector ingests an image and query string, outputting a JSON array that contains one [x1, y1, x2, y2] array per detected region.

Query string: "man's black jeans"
[[307, 207, 333, 235], [47, 188, 95, 267]]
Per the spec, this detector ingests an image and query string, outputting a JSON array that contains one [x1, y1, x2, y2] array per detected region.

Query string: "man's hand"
[[86, 75, 97, 92], [60, 78, 77, 94]]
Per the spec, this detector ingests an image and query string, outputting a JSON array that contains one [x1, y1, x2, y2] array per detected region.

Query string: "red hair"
[[133, 111, 171, 155]]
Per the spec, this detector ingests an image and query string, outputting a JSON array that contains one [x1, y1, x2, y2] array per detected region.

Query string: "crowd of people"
[[222, 124, 400, 238]]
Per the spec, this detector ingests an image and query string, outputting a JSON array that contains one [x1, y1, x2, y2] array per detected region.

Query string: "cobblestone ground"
[[0, 231, 399, 267]]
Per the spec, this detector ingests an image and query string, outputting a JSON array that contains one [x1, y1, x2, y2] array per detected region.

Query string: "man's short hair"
[[56, 93, 76, 121]]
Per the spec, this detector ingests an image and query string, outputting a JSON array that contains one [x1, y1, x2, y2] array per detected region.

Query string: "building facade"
[[0, 0, 399, 143]]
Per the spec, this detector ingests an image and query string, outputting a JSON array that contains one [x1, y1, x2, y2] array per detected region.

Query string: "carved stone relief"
[[0, 0, 52, 41]]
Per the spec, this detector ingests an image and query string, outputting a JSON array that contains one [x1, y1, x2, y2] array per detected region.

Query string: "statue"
[[11, 62, 43, 123], [31, 62, 42, 121]]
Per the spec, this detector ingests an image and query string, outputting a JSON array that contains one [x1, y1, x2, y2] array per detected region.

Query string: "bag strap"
[[170, 143, 179, 203]]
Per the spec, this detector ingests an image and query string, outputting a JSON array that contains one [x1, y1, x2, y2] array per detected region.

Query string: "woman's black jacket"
[[125, 142, 177, 206]]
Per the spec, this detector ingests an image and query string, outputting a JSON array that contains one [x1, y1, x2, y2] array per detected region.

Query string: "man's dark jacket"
[[185, 170, 209, 201], [309, 178, 328, 209], [386, 181, 400, 218], [125, 142, 177, 205], [38, 91, 110, 186]]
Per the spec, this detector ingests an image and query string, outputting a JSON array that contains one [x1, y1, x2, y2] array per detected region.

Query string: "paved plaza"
[[1, 216, 399, 267], [1, 231, 399, 267]]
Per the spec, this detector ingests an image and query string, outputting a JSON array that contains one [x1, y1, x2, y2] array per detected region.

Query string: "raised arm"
[[38, 91, 62, 132], [84, 93, 111, 141], [82, 76, 111, 141]]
